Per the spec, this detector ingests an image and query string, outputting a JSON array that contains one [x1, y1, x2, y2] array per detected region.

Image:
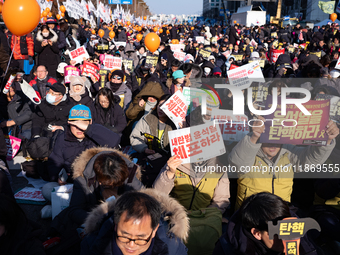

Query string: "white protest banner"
[[168, 121, 226, 164], [115, 42, 127, 48], [15, 187, 45, 202], [250, 39, 257, 47], [103, 55, 122, 70], [173, 51, 186, 61], [69, 46, 90, 64], [170, 44, 185, 52], [196, 36, 204, 44], [227, 61, 265, 89], [160, 91, 188, 129], [88, 0, 97, 14], [222, 51, 230, 58], [335, 58, 340, 70], [211, 109, 249, 141]]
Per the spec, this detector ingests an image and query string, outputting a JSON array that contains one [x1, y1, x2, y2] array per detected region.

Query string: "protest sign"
[[248, 59, 265, 68], [198, 48, 212, 59], [64, 65, 80, 84], [227, 61, 265, 89], [182, 87, 219, 114], [160, 91, 188, 129], [97, 44, 109, 51], [269, 48, 285, 64], [211, 109, 249, 141], [310, 51, 321, 58], [115, 42, 127, 48], [335, 57, 340, 70], [145, 54, 158, 68], [15, 187, 45, 202], [222, 51, 230, 58], [168, 121, 226, 164], [99, 69, 109, 88], [69, 46, 90, 64], [271, 32, 278, 38], [288, 46, 295, 53], [195, 36, 204, 44], [122, 59, 134, 73], [5, 135, 21, 161], [259, 97, 330, 146], [103, 55, 122, 70], [232, 54, 243, 61], [170, 44, 185, 52], [173, 51, 186, 61], [82, 61, 100, 81], [251, 82, 269, 108], [315, 93, 340, 123], [250, 39, 257, 47]]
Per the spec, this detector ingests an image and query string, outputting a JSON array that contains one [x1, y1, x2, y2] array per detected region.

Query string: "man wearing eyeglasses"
[[81, 191, 188, 255]]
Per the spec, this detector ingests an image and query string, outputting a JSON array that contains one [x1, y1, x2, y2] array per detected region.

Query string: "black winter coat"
[[47, 124, 120, 182], [31, 97, 73, 138], [35, 30, 60, 78], [68, 90, 93, 107], [91, 97, 127, 134], [229, 27, 239, 45], [213, 210, 318, 255]]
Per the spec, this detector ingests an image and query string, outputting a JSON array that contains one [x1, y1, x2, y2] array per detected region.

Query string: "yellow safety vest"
[[236, 152, 294, 210], [171, 170, 223, 210]]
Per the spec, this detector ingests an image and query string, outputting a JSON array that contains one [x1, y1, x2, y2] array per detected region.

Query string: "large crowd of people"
[[1, 14, 340, 255]]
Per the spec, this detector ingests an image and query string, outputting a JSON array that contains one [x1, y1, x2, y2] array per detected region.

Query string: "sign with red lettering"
[[173, 51, 186, 61], [227, 61, 265, 89], [15, 187, 46, 202], [161, 91, 188, 129], [82, 61, 100, 81], [69, 46, 90, 64], [168, 122, 226, 164], [269, 48, 285, 64], [103, 55, 122, 70], [211, 109, 249, 141], [64, 66, 80, 84], [170, 44, 185, 52]]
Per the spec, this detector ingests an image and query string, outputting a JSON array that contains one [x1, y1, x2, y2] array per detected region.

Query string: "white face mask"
[[42, 32, 49, 37]]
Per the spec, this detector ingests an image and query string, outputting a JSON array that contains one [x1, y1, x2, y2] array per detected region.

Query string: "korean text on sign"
[[211, 109, 249, 141], [168, 122, 226, 164], [69, 46, 90, 64], [160, 91, 188, 129], [64, 66, 80, 84], [103, 56, 122, 70], [82, 61, 100, 81], [259, 97, 330, 146]]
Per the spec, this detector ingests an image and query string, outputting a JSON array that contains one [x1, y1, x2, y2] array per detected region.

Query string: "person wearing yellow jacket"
[[228, 116, 339, 210]]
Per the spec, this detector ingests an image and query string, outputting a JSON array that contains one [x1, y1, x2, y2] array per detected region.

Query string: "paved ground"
[[9, 153, 52, 237]]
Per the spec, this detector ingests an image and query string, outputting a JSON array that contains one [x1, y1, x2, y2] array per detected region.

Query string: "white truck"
[[230, 5, 266, 27]]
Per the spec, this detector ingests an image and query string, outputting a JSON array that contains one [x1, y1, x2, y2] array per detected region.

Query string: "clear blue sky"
[[144, 0, 203, 15]]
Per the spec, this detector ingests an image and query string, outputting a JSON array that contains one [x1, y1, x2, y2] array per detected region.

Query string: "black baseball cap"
[[47, 83, 66, 95]]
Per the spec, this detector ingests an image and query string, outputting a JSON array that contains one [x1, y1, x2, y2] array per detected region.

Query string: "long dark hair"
[[95, 87, 115, 109]]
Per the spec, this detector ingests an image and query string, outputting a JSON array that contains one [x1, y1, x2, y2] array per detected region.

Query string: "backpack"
[[186, 207, 222, 255]]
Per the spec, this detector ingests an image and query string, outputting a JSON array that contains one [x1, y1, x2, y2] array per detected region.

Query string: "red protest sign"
[[160, 91, 188, 128], [82, 61, 100, 81], [269, 48, 285, 64]]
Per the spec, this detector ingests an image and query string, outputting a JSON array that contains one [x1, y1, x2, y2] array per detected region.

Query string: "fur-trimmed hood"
[[36, 29, 58, 43], [84, 188, 190, 242], [72, 147, 141, 180]]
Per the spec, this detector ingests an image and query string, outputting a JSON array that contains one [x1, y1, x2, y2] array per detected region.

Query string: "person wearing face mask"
[[31, 83, 72, 139], [29, 65, 58, 99], [91, 88, 127, 136], [94, 69, 132, 111], [68, 76, 93, 107], [34, 24, 59, 78]]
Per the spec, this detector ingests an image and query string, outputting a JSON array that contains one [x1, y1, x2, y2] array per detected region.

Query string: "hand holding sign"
[[250, 116, 265, 144], [166, 155, 183, 179], [326, 120, 339, 145]]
